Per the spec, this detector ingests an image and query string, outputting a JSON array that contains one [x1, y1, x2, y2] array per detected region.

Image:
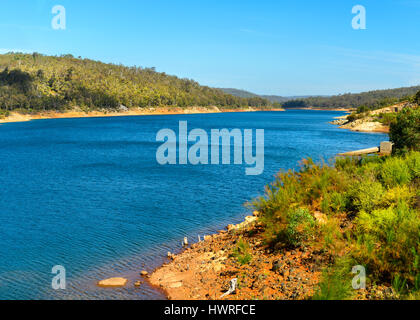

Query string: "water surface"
[[0, 110, 387, 299]]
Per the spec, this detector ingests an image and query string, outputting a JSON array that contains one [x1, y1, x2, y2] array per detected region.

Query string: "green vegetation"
[[282, 86, 420, 111], [415, 91, 420, 105], [390, 107, 420, 153], [251, 107, 420, 299], [312, 259, 355, 300], [374, 112, 397, 126], [0, 53, 272, 114], [219, 88, 260, 99], [231, 237, 253, 265]]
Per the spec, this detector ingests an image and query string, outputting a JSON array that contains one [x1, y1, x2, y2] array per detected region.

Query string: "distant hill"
[[0, 53, 272, 116], [261, 95, 317, 103], [221, 86, 420, 111], [282, 86, 420, 110], [219, 88, 321, 104], [219, 88, 260, 99]]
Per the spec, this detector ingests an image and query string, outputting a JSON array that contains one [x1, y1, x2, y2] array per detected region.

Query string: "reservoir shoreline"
[[0, 107, 285, 124]]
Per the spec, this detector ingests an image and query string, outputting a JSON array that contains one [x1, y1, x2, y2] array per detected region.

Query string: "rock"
[[245, 216, 257, 223], [227, 224, 236, 232], [134, 281, 142, 287], [314, 211, 327, 225], [140, 270, 148, 276], [253, 211, 260, 217], [169, 281, 183, 288], [98, 277, 128, 288], [271, 261, 283, 272], [119, 105, 128, 112]]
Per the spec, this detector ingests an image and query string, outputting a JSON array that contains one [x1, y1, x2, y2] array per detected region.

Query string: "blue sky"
[[0, 0, 419, 96]]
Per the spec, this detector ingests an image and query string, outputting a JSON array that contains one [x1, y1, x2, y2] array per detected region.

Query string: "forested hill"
[[222, 85, 420, 111], [282, 86, 420, 110], [0, 53, 272, 115], [220, 88, 329, 104], [219, 88, 260, 99]]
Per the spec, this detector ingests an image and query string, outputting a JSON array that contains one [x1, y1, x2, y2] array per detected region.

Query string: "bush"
[[376, 112, 397, 125], [0, 109, 10, 119], [381, 185, 416, 208], [354, 202, 420, 287], [283, 208, 316, 247], [390, 107, 420, 152], [405, 151, 420, 179], [312, 258, 355, 300], [348, 180, 384, 212], [415, 90, 420, 105], [379, 156, 412, 188], [231, 237, 252, 265]]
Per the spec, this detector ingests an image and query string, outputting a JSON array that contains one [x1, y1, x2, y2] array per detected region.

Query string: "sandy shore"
[[0, 107, 285, 124]]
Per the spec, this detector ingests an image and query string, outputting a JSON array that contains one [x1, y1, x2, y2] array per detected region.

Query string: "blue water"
[[0, 110, 387, 300]]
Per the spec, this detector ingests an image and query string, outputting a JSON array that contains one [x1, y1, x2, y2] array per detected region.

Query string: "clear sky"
[[0, 0, 419, 96]]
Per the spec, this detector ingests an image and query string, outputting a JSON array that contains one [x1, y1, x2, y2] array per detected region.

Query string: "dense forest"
[[0, 53, 272, 116], [282, 86, 420, 110]]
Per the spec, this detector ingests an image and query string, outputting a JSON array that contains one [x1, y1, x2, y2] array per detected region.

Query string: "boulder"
[[169, 281, 183, 288], [98, 277, 128, 288], [245, 216, 257, 223]]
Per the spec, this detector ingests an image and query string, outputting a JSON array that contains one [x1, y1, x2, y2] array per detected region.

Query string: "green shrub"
[[347, 112, 363, 122], [312, 258, 355, 300], [390, 107, 420, 152], [381, 185, 416, 208], [379, 156, 412, 188], [414, 90, 420, 105], [354, 202, 420, 287], [329, 192, 349, 213], [231, 237, 252, 265], [0, 109, 9, 119], [376, 112, 397, 125], [283, 208, 316, 247], [405, 151, 420, 179], [349, 180, 384, 212]]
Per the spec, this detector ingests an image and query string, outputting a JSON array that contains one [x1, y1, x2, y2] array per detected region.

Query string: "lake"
[[0, 110, 387, 300]]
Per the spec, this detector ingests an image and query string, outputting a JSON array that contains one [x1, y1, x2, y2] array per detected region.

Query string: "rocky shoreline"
[[148, 213, 327, 300], [147, 213, 399, 301], [330, 115, 389, 133]]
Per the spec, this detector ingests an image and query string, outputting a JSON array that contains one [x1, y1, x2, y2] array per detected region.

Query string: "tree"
[[389, 107, 420, 152], [414, 90, 420, 105]]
